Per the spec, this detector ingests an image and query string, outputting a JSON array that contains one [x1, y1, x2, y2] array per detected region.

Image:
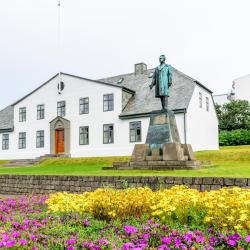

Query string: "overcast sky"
[[0, 0, 250, 110]]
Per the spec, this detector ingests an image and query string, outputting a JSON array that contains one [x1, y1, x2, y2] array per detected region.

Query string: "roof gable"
[[12, 72, 135, 107]]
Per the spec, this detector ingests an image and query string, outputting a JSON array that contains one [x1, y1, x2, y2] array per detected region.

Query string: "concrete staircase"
[[3, 154, 70, 167]]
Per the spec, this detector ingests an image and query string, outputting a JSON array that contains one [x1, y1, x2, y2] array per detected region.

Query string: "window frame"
[[129, 121, 142, 143], [206, 97, 209, 112], [199, 92, 203, 108], [2, 134, 9, 150], [79, 126, 89, 145], [103, 94, 114, 112], [19, 107, 26, 122], [57, 101, 66, 117], [79, 97, 89, 115], [37, 104, 45, 120], [36, 130, 44, 148], [18, 132, 26, 149], [103, 124, 114, 144]]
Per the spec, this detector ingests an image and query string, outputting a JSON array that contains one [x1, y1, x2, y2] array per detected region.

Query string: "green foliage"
[[219, 129, 250, 146], [216, 100, 250, 131]]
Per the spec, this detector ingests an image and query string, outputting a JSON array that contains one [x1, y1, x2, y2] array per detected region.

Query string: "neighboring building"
[[233, 74, 250, 102], [213, 93, 233, 106], [0, 63, 219, 160]]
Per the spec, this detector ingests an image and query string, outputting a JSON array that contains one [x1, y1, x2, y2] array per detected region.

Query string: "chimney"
[[135, 63, 147, 75]]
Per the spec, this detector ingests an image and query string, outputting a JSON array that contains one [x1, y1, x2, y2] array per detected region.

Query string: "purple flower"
[[162, 236, 172, 245], [123, 242, 134, 250], [158, 245, 171, 250], [30, 235, 36, 241], [19, 238, 28, 246], [227, 239, 237, 247], [124, 226, 138, 235], [12, 231, 20, 238], [196, 236, 205, 243], [67, 247, 74, 250], [98, 238, 109, 246], [142, 233, 150, 240], [83, 218, 90, 227], [6, 240, 16, 248], [245, 235, 250, 243], [66, 239, 76, 245], [174, 237, 181, 248]]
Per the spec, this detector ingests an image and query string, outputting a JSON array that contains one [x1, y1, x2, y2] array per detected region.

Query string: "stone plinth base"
[[104, 143, 210, 171]]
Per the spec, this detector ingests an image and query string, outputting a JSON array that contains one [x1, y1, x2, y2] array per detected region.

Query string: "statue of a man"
[[149, 55, 172, 110]]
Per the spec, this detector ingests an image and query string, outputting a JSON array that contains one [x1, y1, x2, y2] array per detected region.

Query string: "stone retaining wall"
[[0, 175, 249, 195]]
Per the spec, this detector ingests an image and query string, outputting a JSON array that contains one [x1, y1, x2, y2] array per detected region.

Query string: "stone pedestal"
[[106, 110, 209, 171]]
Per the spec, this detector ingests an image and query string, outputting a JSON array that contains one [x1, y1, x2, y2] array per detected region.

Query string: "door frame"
[[50, 116, 71, 155]]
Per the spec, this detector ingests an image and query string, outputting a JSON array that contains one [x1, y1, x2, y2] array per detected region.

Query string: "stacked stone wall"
[[0, 175, 249, 195]]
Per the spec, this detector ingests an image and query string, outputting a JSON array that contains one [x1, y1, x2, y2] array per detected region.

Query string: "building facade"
[[0, 63, 219, 160], [233, 74, 250, 102]]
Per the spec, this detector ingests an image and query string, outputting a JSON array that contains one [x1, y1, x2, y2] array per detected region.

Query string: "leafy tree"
[[216, 100, 250, 131]]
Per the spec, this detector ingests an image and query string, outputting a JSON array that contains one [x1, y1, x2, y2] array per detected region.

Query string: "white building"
[[233, 74, 250, 102], [0, 63, 219, 160]]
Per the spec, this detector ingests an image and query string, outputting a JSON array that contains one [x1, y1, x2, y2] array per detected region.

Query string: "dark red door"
[[55, 129, 65, 154]]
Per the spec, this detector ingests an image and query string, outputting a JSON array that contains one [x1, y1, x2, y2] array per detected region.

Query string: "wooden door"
[[55, 129, 65, 154]]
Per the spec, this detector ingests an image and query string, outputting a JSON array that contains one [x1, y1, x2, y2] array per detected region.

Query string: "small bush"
[[219, 129, 250, 146]]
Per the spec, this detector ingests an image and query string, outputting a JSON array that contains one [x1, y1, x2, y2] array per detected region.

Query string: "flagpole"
[[57, 0, 61, 87]]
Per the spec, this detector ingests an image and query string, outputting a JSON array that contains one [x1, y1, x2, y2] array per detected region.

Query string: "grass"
[[0, 145, 250, 177]]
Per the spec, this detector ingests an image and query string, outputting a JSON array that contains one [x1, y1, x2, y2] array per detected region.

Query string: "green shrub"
[[219, 129, 250, 146]]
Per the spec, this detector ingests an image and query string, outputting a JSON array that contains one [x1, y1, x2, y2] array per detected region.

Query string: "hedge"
[[219, 129, 250, 146]]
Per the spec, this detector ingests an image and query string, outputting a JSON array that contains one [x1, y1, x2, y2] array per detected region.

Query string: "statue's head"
[[159, 54, 166, 64]]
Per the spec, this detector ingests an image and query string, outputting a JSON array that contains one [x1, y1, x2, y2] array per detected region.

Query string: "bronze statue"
[[150, 55, 172, 110]]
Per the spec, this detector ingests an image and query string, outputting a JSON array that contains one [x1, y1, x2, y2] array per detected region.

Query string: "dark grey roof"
[[99, 67, 209, 117], [0, 105, 14, 132]]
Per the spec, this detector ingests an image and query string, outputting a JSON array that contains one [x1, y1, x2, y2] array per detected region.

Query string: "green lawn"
[[0, 145, 250, 177]]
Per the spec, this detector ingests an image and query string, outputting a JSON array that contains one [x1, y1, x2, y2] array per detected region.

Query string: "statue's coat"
[[151, 64, 172, 97]]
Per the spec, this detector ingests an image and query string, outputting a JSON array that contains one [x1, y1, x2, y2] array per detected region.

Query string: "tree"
[[216, 100, 250, 131]]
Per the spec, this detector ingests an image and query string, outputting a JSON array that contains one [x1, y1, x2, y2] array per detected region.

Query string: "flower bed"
[[0, 186, 249, 249]]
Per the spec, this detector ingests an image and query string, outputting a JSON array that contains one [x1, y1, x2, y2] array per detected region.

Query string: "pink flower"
[[6, 240, 16, 248], [12, 231, 20, 238], [30, 235, 36, 241], [162, 237, 172, 245], [124, 226, 138, 235], [66, 239, 76, 245], [19, 238, 28, 246], [246, 235, 250, 243], [67, 247, 74, 250]]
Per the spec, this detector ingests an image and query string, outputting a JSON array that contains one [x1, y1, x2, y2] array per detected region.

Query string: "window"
[[19, 107, 26, 122], [36, 130, 44, 148], [2, 134, 9, 150], [57, 101, 66, 117], [199, 92, 202, 108], [79, 126, 89, 145], [103, 94, 114, 112], [18, 132, 26, 149], [130, 121, 142, 142], [103, 124, 114, 144], [206, 97, 209, 112], [79, 97, 89, 114], [37, 104, 45, 120]]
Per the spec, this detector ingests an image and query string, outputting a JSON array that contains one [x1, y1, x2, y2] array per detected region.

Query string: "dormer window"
[[117, 78, 124, 84]]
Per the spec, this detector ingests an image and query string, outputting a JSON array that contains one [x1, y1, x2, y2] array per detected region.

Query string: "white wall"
[[234, 75, 250, 102], [186, 85, 219, 151]]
